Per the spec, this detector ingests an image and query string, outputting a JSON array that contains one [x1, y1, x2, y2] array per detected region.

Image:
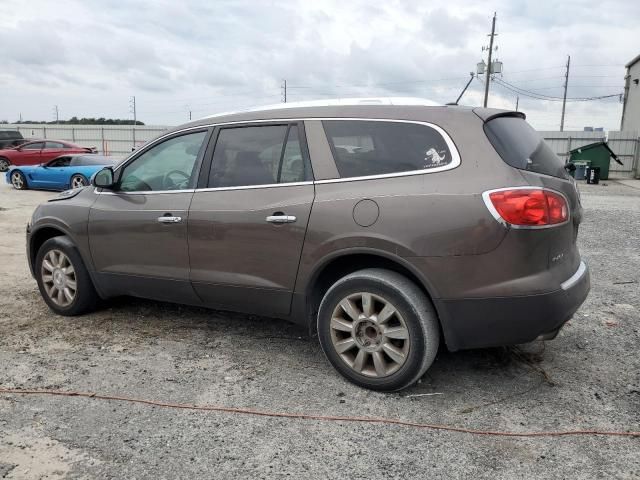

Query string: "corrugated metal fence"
[[539, 131, 639, 178], [3, 124, 640, 178], [5, 124, 169, 157]]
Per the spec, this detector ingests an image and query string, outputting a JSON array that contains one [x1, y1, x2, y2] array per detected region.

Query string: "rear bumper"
[[436, 261, 590, 351]]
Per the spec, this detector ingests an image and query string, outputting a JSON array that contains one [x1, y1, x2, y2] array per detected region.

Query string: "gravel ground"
[[0, 179, 638, 479]]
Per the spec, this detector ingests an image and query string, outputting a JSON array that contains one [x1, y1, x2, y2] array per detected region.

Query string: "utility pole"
[[53, 105, 59, 124], [560, 55, 570, 131], [129, 96, 137, 149], [129, 96, 137, 124], [515, 96, 519, 112], [281, 79, 287, 103], [483, 13, 497, 107]]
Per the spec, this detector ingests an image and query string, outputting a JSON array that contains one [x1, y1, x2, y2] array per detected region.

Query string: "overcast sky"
[[0, 0, 637, 130]]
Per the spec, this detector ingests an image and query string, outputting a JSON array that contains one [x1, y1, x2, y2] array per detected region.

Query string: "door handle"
[[157, 215, 182, 224], [266, 214, 297, 224]]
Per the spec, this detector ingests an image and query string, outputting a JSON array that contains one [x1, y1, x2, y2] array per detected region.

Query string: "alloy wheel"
[[329, 292, 410, 377], [71, 175, 86, 189], [0, 159, 9, 172], [11, 172, 24, 189], [41, 249, 77, 307]]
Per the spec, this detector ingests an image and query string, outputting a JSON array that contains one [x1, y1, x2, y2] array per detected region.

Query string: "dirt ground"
[[0, 178, 638, 479]]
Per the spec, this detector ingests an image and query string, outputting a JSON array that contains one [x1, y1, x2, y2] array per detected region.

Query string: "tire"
[[317, 268, 440, 392], [0, 157, 9, 172], [35, 236, 99, 316], [10, 170, 27, 190], [70, 174, 88, 189]]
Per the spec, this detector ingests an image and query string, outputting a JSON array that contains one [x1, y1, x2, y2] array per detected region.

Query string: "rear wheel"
[[10, 171, 27, 190], [0, 158, 9, 172], [317, 268, 440, 391], [35, 236, 99, 316], [70, 174, 88, 189]]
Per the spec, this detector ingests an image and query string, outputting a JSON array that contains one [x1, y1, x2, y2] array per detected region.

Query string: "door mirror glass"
[[93, 167, 115, 188]]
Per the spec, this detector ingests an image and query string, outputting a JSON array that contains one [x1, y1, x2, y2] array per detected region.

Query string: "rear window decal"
[[424, 148, 447, 168]]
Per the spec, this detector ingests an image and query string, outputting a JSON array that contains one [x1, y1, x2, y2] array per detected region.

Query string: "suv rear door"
[[188, 122, 314, 316]]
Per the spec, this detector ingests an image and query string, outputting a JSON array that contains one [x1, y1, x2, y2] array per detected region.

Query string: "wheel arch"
[[29, 225, 69, 275], [302, 249, 443, 336], [29, 221, 104, 298]]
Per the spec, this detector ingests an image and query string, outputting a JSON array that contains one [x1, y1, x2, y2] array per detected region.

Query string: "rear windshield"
[[484, 117, 568, 179], [323, 120, 454, 178]]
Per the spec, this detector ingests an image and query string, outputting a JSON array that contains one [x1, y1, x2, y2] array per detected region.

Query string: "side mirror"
[[92, 167, 115, 189], [564, 163, 576, 173]]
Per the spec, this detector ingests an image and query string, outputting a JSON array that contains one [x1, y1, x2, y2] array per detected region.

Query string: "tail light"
[[483, 188, 568, 227]]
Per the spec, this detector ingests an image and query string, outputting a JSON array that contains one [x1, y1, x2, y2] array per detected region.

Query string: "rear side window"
[[0, 131, 22, 140], [484, 117, 568, 179], [209, 124, 311, 188], [22, 142, 44, 150], [322, 120, 454, 178]]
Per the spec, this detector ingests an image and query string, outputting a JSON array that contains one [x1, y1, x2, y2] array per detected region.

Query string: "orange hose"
[[1, 387, 638, 438]]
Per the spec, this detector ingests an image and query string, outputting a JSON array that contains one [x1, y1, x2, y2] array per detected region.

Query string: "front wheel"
[[70, 174, 88, 189], [10, 171, 27, 190], [35, 236, 99, 316], [317, 268, 440, 392], [0, 157, 10, 172]]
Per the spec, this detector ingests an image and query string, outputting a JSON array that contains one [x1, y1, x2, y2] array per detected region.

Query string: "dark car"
[[0, 140, 97, 172], [0, 130, 29, 153], [25, 99, 590, 391]]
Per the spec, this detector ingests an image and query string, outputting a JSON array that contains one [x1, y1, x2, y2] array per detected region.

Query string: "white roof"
[[201, 97, 440, 120]]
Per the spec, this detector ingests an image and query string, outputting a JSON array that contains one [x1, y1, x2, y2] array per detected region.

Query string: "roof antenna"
[[447, 73, 475, 106]]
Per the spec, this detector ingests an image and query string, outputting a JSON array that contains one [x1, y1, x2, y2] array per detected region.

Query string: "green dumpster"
[[568, 142, 622, 181]]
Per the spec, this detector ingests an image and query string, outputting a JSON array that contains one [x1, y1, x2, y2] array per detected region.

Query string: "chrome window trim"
[[481, 186, 571, 229], [94, 188, 195, 196], [95, 181, 315, 195], [561, 261, 587, 291], [195, 181, 313, 193], [112, 117, 460, 192], [314, 168, 448, 184]]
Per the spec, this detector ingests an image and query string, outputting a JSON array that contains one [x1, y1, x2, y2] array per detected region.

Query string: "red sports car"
[[0, 140, 97, 172]]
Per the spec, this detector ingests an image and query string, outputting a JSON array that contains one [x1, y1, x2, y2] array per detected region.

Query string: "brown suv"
[[26, 101, 590, 391]]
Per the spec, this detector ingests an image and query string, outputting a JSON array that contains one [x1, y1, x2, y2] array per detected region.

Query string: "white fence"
[[3, 124, 639, 178]]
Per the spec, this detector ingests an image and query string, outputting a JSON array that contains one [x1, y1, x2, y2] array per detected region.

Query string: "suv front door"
[[88, 129, 210, 303], [188, 123, 314, 316]]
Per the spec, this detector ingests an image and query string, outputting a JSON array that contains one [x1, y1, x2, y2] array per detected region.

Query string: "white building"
[[621, 54, 640, 133]]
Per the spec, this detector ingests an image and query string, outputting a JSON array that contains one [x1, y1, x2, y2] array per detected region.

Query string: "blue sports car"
[[6, 154, 118, 191]]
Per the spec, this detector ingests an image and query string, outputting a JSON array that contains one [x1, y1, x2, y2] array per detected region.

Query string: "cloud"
[[0, 0, 633, 130]]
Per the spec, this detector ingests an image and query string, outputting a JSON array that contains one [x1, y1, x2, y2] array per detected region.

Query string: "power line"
[[493, 78, 621, 102]]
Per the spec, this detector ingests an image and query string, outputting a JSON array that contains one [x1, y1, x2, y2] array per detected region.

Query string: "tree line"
[[0, 117, 145, 125]]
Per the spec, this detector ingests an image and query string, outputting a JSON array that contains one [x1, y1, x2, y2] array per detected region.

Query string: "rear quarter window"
[[484, 117, 568, 179], [322, 120, 457, 178]]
